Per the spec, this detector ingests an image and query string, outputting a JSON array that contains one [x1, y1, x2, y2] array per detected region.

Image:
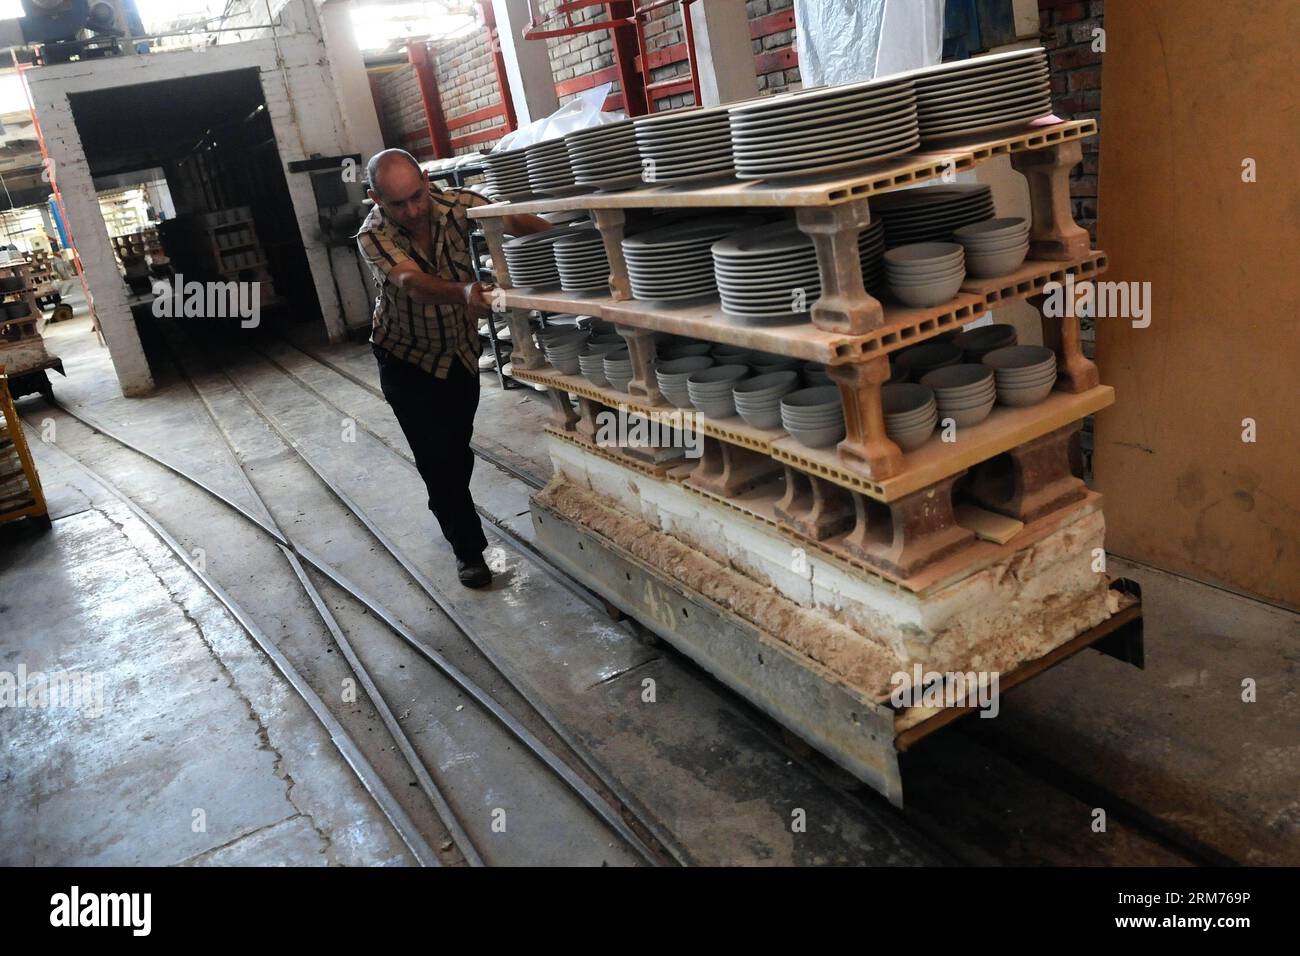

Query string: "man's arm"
[[388, 261, 492, 311]]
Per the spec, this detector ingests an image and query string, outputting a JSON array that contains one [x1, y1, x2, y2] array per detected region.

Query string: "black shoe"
[[457, 555, 492, 589]]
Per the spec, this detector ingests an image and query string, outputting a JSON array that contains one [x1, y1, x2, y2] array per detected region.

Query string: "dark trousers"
[[374, 346, 487, 561]]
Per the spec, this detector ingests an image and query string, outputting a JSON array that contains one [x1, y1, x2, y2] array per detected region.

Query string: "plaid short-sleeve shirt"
[[355, 185, 490, 378]]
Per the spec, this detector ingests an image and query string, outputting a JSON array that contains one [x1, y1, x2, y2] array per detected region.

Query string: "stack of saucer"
[[553, 229, 610, 292], [982, 345, 1057, 406], [565, 120, 643, 191], [623, 216, 762, 302], [881, 383, 938, 450], [728, 74, 919, 180], [656, 356, 714, 408], [482, 145, 533, 200], [634, 104, 734, 185], [780, 386, 845, 448], [525, 139, 578, 195], [733, 370, 800, 430], [870, 184, 995, 248], [920, 364, 996, 426], [884, 242, 967, 308], [911, 47, 1052, 142], [952, 217, 1030, 277]]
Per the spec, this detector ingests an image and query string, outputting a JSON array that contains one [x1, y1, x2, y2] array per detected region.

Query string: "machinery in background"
[[16, 0, 148, 64]]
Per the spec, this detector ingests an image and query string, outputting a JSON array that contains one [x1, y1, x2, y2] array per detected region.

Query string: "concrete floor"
[[2, 311, 1296, 866]]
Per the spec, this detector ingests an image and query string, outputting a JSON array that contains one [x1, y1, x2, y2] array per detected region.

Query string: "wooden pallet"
[[0, 365, 50, 527]]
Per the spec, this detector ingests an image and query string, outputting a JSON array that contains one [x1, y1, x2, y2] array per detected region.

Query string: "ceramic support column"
[[795, 197, 884, 334], [967, 422, 1087, 524], [1031, 289, 1099, 393], [479, 217, 512, 288], [774, 465, 856, 540], [592, 208, 632, 300], [506, 308, 545, 370], [828, 357, 904, 480], [576, 397, 604, 442], [686, 436, 782, 498], [1011, 141, 1092, 261], [842, 475, 977, 579], [546, 389, 579, 431], [615, 325, 662, 404]]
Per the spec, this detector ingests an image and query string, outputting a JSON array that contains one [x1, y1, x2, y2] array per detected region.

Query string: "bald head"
[[366, 149, 429, 232], [367, 148, 423, 197]]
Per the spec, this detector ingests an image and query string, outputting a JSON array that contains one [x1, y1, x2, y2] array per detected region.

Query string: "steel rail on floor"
[[35, 393, 675, 866]]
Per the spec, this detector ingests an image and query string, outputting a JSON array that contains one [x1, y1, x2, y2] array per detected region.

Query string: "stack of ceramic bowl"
[[893, 341, 962, 381], [982, 345, 1057, 406], [553, 228, 610, 292], [749, 353, 802, 375], [623, 216, 762, 302], [802, 363, 833, 387], [881, 383, 939, 450], [953, 322, 1017, 362], [884, 242, 967, 307], [780, 386, 846, 448], [952, 217, 1030, 277], [660, 342, 712, 361], [920, 364, 997, 426], [634, 104, 734, 185], [565, 120, 643, 191], [482, 145, 533, 200], [656, 356, 714, 408], [603, 348, 635, 392], [733, 370, 800, 430], [525, 138, 578, 195], [870, 184, 995, 248], [541, 330, 589, 375], [577, 338, 625, 386], [911, 47, 1051, 142], [711, 220, 887, 317], [502, 230, 570, 288], [727, 74, 919, 180], [687, 364, 750, 419]]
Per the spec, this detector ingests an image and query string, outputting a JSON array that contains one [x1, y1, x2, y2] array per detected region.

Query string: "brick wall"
[[1038, 0, 1103, 238]]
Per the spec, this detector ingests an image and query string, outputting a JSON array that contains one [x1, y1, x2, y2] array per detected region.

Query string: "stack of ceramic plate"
[[541, 330, 589, 375], [884, 242, 967, 308], [911, 47, 1051, 142], [733, 370, 800, 430], [881, 383, 938, 450], [623, 216, 762, 302], [501, 229, 571, 288], [871, 184, 995, 247], [728, 74, 919, 180], [712, 220, 887, 318], [686, 364, 750, 419], [525, 139, 578, 195], [603, 348, 635, 392], [982, 345, 1057, 406], [952, 217, 1030, 277], [634, 104, 734, 185], [565, 120, 643, 191], [482, 145, 532, 200], [553, 228, 610, 292], [780, 386, 845, 448], [920, 364, 996, 426], [656, 356, 714, 408], [577, 338, 625, 387]]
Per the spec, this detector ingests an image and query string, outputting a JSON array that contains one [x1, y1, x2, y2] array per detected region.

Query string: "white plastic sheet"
[[493, 83, 622, 152], [794, 0, 945, 87]]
